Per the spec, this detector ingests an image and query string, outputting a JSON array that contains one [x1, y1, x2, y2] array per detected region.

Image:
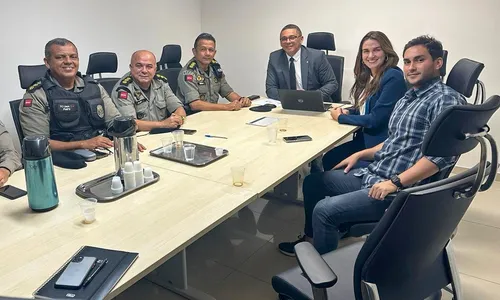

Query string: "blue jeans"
[[304, 170, 391, 254]]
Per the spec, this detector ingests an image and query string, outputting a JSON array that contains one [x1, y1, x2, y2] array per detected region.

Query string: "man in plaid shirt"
[[279, 36, 467, 256]]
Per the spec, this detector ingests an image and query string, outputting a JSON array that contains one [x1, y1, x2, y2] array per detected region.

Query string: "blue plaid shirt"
[[355, 78, 467, 188]]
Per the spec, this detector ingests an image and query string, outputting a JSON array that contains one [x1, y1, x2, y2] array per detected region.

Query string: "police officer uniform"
[[19, 71, 120, 142], [176, 58, 234, 106], [0, 120, 22, 175], [111, 72, 183, 121]]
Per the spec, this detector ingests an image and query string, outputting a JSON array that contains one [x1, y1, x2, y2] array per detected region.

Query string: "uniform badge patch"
[[96, 104, 105, 118], [197, 75, 203, 82], [23, 98, 33, 107], [134, 90, 142, 99], [119, 91, 128, 99], [185, 75, 193, 82], [137, 112, 146, 119]]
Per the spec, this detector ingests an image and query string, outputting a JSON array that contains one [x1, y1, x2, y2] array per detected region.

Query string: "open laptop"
[[278, 89, 332, 112]]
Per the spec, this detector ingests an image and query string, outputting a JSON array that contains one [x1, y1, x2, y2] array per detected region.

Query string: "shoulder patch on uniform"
[[188, 61, 197, 70], [27, 80, 42, 92], [120, 76, 133, 85], [155, 73, 168, 83], [23, 98, 33, 107], [185, 74, 193, 82], [119, 91, 128, 99]]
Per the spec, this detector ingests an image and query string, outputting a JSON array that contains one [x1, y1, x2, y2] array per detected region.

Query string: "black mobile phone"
[[182, 129, 197, 135], [54, 256, 97, 290], [0, 185, 27, 200], [283, 135, 313, 143], [248, 95, 260, 100]]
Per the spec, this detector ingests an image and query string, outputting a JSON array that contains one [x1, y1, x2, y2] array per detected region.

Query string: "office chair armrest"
[[295, 242, 338, 288]]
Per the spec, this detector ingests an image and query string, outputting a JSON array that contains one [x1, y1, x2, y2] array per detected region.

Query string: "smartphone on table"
[[0, 185, 27, 200], [283, 135, 313, 143]]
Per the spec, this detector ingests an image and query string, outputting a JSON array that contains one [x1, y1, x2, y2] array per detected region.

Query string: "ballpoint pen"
[[83, 258, 108, 287], [205, 134, 228, 139]]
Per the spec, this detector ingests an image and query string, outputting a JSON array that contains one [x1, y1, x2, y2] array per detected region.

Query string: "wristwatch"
[[390, 175, 404, 191]]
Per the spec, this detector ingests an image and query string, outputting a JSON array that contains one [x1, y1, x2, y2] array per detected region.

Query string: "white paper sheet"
[[246, 116, 279, 127]]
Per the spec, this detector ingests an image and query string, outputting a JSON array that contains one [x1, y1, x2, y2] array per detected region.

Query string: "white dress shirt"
[[286, 48, 303, 90]]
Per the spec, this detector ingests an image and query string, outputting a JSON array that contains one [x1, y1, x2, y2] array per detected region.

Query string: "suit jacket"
[[338, 67, 407, 147], [265, 46, 338, 101]]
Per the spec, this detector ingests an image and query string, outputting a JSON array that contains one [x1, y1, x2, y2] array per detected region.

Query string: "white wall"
[[201, 0, 500, 169], [0, 0, 201, 149]]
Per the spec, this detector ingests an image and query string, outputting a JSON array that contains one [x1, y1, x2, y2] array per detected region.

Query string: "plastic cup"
[[278, 118, 288, 132], [172, 130, 184, 147], [79, 198, 97, 224], [267, 124, 278, 144], [162, 136, 173, 153], [111, 176, 123, 195], [215, 147, 224, 156], [231, 166, 245, 187], [183, 144, 196, 161]]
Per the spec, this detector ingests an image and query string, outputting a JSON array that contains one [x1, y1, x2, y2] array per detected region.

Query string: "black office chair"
[[157, 68, 181, 94], [86, 52, 120, 95], [446, 58, 485, 105], [9, 99, 24, 142], [157, 44, 182, 70], [272, 95, 500, 300], [17, 64, 47, 89], [306, 32, 344, 103], [440, 50, 449, 79], [344, 56, 486, 238]]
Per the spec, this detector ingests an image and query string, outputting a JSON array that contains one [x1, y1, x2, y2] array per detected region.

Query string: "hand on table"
[[83, 136, 113, 150], [0, 168, 11, 187], [226, 101, 242, 111]]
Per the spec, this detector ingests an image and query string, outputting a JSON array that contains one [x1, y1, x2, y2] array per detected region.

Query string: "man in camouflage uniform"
[[177, 33, 251, 112], [19, 38, 120, 151], [0, 120, 22, 187], [112, 50, 186, 131]]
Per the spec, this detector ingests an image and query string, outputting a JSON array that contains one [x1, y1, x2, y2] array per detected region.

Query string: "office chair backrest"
[[86, 52, 118, 76], [440, 49, 448, 78], [9, 99, 24, 142], [325, 55, 344, 103], [446, 58, 484, 98], [86, 52, 120, 95], [157, 44, 182, 70], [353, 96, 499, 300], [306, 32, 343, 102], [307, 32, 335, 53], [17, 65, 47, 89], [157, 68, 181, 94]]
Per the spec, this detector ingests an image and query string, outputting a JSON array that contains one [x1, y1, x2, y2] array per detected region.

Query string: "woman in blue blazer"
[[324, 31, 407, 170]]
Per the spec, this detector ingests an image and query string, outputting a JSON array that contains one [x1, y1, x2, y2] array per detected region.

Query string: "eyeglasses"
[[280, 35, 301, 42]]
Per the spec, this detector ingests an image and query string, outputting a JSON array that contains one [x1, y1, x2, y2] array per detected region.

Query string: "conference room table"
[[0, 104, 357, 299], [139, 107, 358, 197]]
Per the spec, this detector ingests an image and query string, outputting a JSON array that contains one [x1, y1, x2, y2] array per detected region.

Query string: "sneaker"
[[278, 235, 307, 257]]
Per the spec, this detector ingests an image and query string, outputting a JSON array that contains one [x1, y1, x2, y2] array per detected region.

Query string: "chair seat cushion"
[[272, 241, 364, 300]]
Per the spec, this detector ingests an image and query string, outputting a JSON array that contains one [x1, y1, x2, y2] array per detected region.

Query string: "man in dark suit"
[[266, 24, 338, 101]]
